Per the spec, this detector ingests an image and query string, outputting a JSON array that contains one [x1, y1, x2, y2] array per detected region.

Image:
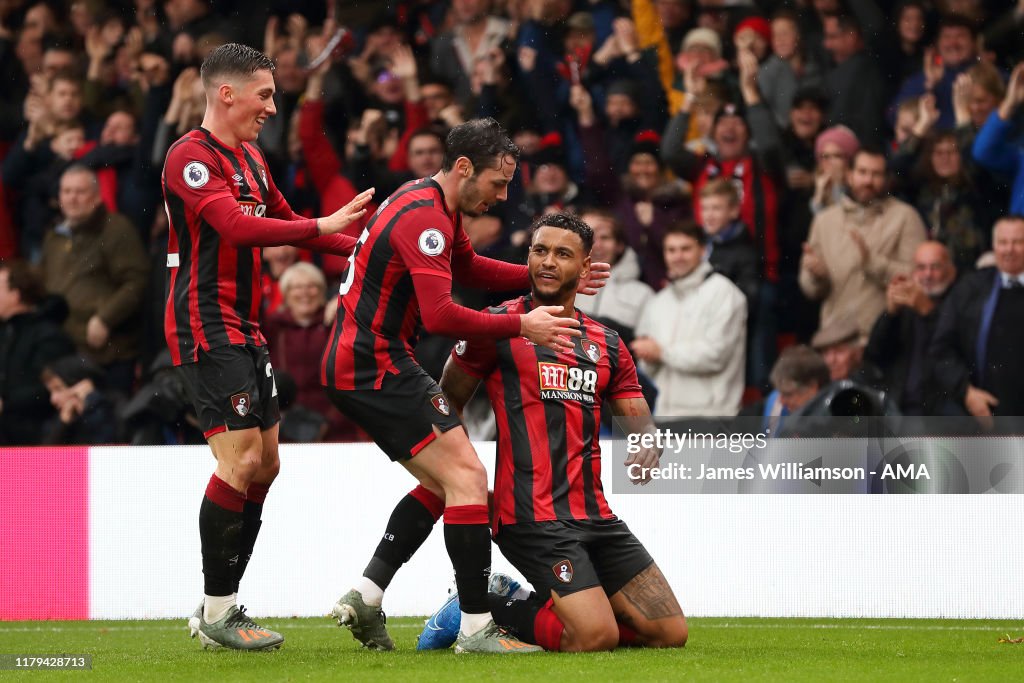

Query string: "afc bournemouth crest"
[[258, 166, 268, 187], [583, 340, 600, 363], [431, 393, 450, 416], [231, 393, 250, 417], [552, 559, 574, 584]]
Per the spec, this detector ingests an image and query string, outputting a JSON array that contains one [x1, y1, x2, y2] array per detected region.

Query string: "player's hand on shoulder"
[[318, 188, 375, 235], [520, 305, 580, 353], [578, 261, 610, 295]]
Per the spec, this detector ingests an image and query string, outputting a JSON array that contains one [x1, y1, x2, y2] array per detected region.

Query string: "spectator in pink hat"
[[811, 125, 859, 214]]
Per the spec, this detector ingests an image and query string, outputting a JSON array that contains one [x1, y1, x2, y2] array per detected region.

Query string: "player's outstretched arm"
[[450, 248, 611, 295], [199, 190, 367, 253], [168, 141, 329, 248], [439, 357, 483, 419], [450, 248, 529, 291], [611, 396, 661, 486], [200, 196, 322, 247], [413, 273, 580, 351]]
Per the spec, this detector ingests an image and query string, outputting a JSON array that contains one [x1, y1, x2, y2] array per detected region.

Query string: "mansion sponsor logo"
[[538, 362, 597, 404]]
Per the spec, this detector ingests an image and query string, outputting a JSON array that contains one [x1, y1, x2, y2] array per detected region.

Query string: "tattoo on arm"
[[620, 563, 683, 620]]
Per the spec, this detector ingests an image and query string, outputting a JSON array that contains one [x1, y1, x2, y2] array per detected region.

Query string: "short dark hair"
[[531, 212, 594, 254], [201, 43, 275, 89], [0, 259, 45, 306], [41, 33, 74, 54], [441, 117, 520, 173], [420, 75, 453, 93], [41, 354, 105, 389], [771, 8, 800, 26], [823, 12, 862, 36], [407, 127, 446, 150], [107, 108, 138, 126], [852, 145, 887, 166], [49, 68, 81, 90], [938, 13, 977, 38], [770, 345, 830, 392], [664, 219, 706, 246], [579, 207, 625, 245]]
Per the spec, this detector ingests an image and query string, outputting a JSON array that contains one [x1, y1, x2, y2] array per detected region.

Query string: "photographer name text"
[[626, 462, 931, 482]]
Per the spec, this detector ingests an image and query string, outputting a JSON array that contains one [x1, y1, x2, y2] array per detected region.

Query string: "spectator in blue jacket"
[[892, 15, 981, 132], [973, 62, 1024, 215]]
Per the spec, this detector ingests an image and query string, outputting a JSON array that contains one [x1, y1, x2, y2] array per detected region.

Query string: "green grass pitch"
[[3, 616, 1022, 681]]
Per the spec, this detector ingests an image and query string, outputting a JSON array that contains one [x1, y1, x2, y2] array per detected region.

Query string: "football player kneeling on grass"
[[418, 213, 687, 652]]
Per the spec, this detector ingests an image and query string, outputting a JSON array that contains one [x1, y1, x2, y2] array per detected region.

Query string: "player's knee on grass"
[[640, 616, 688, 648], [561, 615, 620, 652]]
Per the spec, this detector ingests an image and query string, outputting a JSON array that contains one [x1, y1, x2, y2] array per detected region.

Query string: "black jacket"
[[41, 390, 117, 446], [707, 221, 760, 313], [864, 290, 949, 415], [0, 306, 75, 444], [823, 51, 887, 148], [929, 267, 1000, 409]]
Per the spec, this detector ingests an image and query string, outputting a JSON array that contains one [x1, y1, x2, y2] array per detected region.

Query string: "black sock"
[[200, 475, 246, 596], [363, 486, 443, 590], [234, 482, 270, 592], [443, 505, 491, 614], [488, 593, 546, 642], [233, 503, 263, 592]]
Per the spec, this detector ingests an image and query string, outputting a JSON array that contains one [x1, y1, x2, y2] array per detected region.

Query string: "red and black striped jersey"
[[322, 177, 513, 390], [452, 296, 644, 526], [162, 127, 317, 365]]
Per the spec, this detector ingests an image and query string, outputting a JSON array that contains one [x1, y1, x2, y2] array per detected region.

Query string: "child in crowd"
[[700, 177, 759, 310]]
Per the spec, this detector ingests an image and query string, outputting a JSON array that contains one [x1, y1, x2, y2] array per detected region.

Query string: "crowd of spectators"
[[0, 0, 1023, 446]]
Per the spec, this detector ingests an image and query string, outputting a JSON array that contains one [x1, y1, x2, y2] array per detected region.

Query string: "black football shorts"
[[496, 518, 654, 598], [325, 364, 462, 461], [178, 343, 280, 438]]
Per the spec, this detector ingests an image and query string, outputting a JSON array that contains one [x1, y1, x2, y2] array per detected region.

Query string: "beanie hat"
[[814, 125, 860, 160], [681, 27, 722, 58], [734, 16, 771, 45]]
